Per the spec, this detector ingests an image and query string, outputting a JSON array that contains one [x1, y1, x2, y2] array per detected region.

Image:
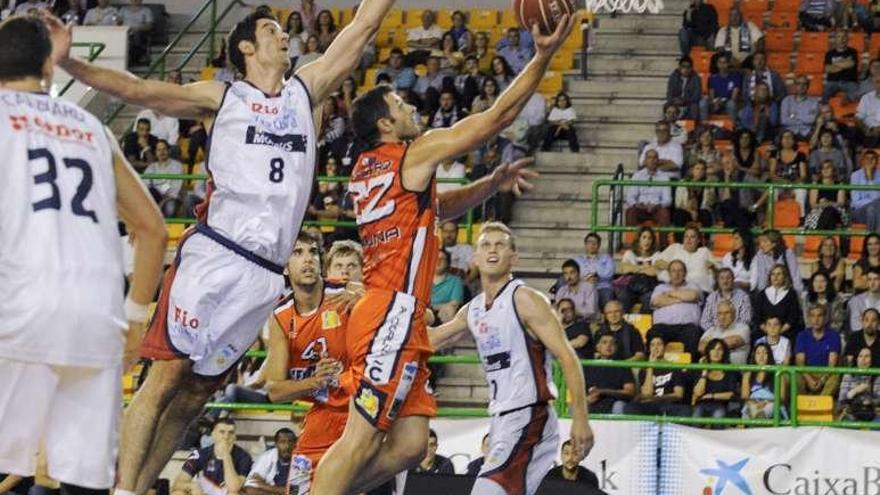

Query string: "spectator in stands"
[[673, 159, 715, 235], [851, 151, 880, 232], [648, 260, 703, 356], [849, 268, 880, 332], [810, 102, 853, 152], [758, 129, 808, 215], [701, 268, 752, 332], [555, 260, 598, 321], [440, 221, 473, 280], [379, 49, 416, 92], [857, 73, 880, 147], [837, 347, 880, 421], [809, 129, 851, 180], [857, 58, 880, 99], [690, 128, 721, 175], [624, 335, 692, 416], [750, 230, 804, 294], [738, 81, 779, 143], [617, 226, 662, 313], [542, 92, 580, 152], [497, 27, 532, 74], [490, 55, 515, 93], [666, 56, 702, 121], [135, 107, 179, 147], [435, 158, 466, 194], [83, 0, 118, 25], [14, 0, 49, 15], [406, 10, 444, 66], [823, 31, 860, 103], [285, 11, 307, 65], [313, 9, 337, 52], [431, 248, 464, 324], [716, 154, 754, 230], [854, 233, 880, 291], [800, 0, 835, 30], [720, 228, 755, 290], [700, 53, 741, 122], [753, 264, 805, 340], [143, 140, 183, 218], [294, 0, 319, 34], [811, 237, 846, 292], [795, 304, 842, 396], [805, 160, 849, 232], [294, 35, 321, 70], [470, 77, 498, 114], [733, 128, 762, 181], [574, 233, 615, 308], [119, 0, 153, 65], [596, 300, 647, 361], [448, 10, 473, 53], [317, 96, 347, 161], [54, 0, 92, 25], [557, 298, 595, 360], [755, 316, 793, 365], [625, 151, 673, 240], [700, 300, 751, 364], [678, 0, 719, 56], [693, 339, 740, 421], [522, 92, 548, 151], [741, 343, 782, 419], [639, 121, 685, 176], [455, 56, 483, 111], [656, 225, 717, 293], [781, 75, 820, 139], [173, 419, 253, 495], [587, 334, 636, 414], [410, 429, 454, 475], [430, 90, 466, 130], [413, 53, 453, 115], [546, 441, 600, 487], [122, 117, 158, 172], [801, 272, 846, 336], [714, 7, 764, 64], [743, 52, 786, 103], [243, 428, 296, 495], [465, 435, 489, 476], [663, 102, 689, 145], [438, 32, 464, 71], [473, 31, 493, 73], [844, 308, 880, 366]]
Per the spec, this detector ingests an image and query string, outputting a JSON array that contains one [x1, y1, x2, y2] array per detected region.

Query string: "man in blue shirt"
[[851, 150, 880, 232], [496, 28, 533, 74], [573, 233, 615, 310], [174, 419, 254, 495], [795, 305, 841, 396], [700, 52, 741, 121], [377, 48, 416, 90]]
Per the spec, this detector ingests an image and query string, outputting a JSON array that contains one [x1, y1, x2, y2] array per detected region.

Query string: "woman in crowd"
[[837, 347, 880, 421], [473, 31, 493, 72], [490, 55, 515, 92], [802, 272, 847, 334], [313, 9, 338, 52], [812, 236, 846, 293], [804, 160, 849, 232], [721, 228, 755, 291], [439, 31, 464, 71], [693, 339, 740, 422], [750, 230, 804, 293], [690, 127, 721, 176], [756, 130, 808, 214], [448, 10, 473, 53], [338, 76, 357, 119], [470, 75, 499, 114], [294, 35, 322, 70], [542, 92, 580, 153], [285, 11, 308, 65], [616, 226, 662, 313], [853, 233, 880, 292], [808, 128, 851, 180], [672, 159, 715, 238], [752, 264, 804, 340], [741, 343, 785, 419]]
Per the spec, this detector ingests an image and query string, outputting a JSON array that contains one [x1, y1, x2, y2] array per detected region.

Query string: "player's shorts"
[[0, 358, 121, 489], [474, 403, 560, 495], [347, 289, 437, 432], [141, 227, 285, 377]]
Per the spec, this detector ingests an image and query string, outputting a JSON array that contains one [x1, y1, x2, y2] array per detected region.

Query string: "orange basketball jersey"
[[349, 142, 439, 306], [272, 280, 352, 409]]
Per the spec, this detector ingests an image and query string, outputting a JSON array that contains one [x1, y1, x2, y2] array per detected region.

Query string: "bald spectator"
[[781, 75, 820, 139], [639, 121, 684, 176], [714, 7, 764, 64], [625, 150, 672, 246], [699, 300, 750, 364], [406, 10, 444, 66], [648, 260, 703, 356], [595, 300, 646, 361]]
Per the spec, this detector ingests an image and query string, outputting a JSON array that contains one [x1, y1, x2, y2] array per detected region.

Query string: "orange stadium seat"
[[712, 232, 735, 257], [764, 29, 796, 53], [767, 52, 792, 73], [700, 72, 709, 94], [773, 0, 801, 13], [806, 75, 824, 97], [849, 224, 868, 260], [799, 32, 830, 53], [795, 53, 825, 74], [849, 32, 867, 53], [773, 199, 801, 229], [742, 10, 767, 27], [829, 96, 858, 121], [803, 235, 824, 258], [692, 50, 713, 73], [870, 35, 880, 57], [768, 11, 798, 28], [741, 0, 770, 14], [469, 9, 499, 30]]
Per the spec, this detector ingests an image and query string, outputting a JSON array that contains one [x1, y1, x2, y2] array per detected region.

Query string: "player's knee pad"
[[59, 483, 110, 495]]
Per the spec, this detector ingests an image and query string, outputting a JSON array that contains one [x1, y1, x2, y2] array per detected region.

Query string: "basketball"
[[512, 0, 576, 35]]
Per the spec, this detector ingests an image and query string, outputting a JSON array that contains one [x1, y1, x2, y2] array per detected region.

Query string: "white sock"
[[114, 489, 136, 495]]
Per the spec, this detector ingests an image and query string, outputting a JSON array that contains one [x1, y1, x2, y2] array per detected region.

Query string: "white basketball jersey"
[[467, 279, 558, 415], [0, 89, 125, 368], [200, 78, 316, 265]]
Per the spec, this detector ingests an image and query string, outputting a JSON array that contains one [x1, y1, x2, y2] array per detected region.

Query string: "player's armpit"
[[428, 304, 470, 351]]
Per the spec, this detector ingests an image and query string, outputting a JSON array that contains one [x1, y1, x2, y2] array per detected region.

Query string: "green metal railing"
[[58, 42, 106, 97], [227, 350, 880, 428], [104, 0, 245, 125], [591, 179, 880, 238], [142, 173, 477, 241]]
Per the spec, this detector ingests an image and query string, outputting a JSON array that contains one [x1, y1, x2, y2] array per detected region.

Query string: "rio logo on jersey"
[[245, 125, 307, 153], [173, 305, 200, 329], [251, 102, 279, 115]]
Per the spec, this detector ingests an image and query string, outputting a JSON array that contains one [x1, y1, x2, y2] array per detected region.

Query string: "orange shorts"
[[287, 406, 348, 495], [347, 289, 437, 432]]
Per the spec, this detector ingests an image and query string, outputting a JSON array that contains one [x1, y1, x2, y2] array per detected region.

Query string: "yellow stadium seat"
[[469, 9, 499, 30], [436, 9, 453, 29], [364, 67, 380, 86], [378, 47, 392, 63], [338, 7, 354, 26], [166, 224, 186, 248], [624, 314, 652, 342], [538, 71, 563, 95], [380, 9, 404, 30], [549, 49, 573, 70], [562, 24, 585, 49], [199, 66, 216, 81], [797, 395, 834, 422], [274, 8, 290, 25], [392, 29, 408, 49], [414, 64, 427, 77], [666, 342, 685, 353], [405, 9, 425, 28], [665, 351, 692, 364]]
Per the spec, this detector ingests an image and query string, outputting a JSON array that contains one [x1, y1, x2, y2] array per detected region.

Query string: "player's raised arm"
[[108, 128, 167, 368], [403, 16, 573, 192], [514, 285, 595, 460], [428, 304, 471, 351], [296, 0, 396, 105], [43, 13, 223, 120], [437, 157, 538, 220]]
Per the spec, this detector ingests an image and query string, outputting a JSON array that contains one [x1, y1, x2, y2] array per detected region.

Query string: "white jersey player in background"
[[0, 15, 166, 495], [430, 222, 594, 495], [41, 2, 397, 494]]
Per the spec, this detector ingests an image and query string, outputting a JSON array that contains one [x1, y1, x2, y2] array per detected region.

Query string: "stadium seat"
[[797, 395, 834, 422], [538, 71, 564, 95], [562, 25, 584, 49], [849, 32, 867, 53], [742, 9, 767, 26], [795, 53, 825, 74], [765, 30, 796, 53], [166, 223, 186, 248], [379, 9, 404, 31], [707, 0, 735, 15], [772, 0, 801, 13], [712, 232, 735, 257], [436, 9, 453, 28], [469, 9, 499, 30], [666, 351, 693, 364], [199, 66, 216, 81], [500, 9, 518, 27], [799, 32, 830, 53], [803, 235, 825, 258], [768, 11, 798, 28], [364, 67, 380, 86], [849, 224, 868, 260], [774, 199, 801, 228], [829, 96, 858, 122], [700, 72, 709, 94], [806, 75, 824, 97], [624, 314, 652, 342], [550, 49, 574, 70], [404, 9, 425, 28], [871, 35, 880, 57], [692, 50, 713, 73], [766, 52, 792, 74]]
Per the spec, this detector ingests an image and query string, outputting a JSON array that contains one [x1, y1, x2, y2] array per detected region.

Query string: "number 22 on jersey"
[[349, 172, 395, 225]]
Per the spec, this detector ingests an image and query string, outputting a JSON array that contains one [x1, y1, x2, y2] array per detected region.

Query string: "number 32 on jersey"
[[349, 172, 395, 225]]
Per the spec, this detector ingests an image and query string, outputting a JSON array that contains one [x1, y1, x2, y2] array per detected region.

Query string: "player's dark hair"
[[352, 85, 394, 148], [274, 427, 297, 443], [562, 259, 580, 273], [212, 418, 235, 430], [227, 5, 278, 77], [0, 16, 52, 82], [296, 230, 324, 258]]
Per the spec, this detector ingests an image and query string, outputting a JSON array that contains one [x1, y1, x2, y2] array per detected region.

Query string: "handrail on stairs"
[[103, 0, 246, 126], [57, 42, 106, 97], [606, 163, 626, 254]]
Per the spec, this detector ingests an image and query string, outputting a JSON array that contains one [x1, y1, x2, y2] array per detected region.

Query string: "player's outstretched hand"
[[532, 14, 575, 58], [570, 418, 595, 462], [37, 11, 73, 65], [493, 157, 539, 197]]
